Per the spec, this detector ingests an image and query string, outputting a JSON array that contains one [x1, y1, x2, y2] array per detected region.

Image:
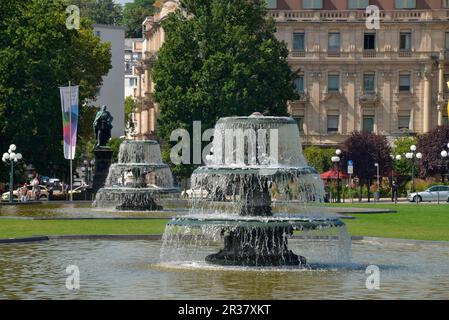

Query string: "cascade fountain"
[[93, 140, 179, 211], [161, 113, 349, 268]]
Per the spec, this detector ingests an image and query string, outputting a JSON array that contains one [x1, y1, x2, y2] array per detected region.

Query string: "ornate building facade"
[[133, 0, 449, 146]]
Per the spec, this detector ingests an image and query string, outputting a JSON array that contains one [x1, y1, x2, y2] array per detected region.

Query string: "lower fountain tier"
[[93, 187, 179, 210], [168, 216, 344, 267], [168, 216, 344, 230], [205, 226, 306, 267]]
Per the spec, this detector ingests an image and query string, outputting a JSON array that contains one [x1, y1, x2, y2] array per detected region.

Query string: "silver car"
[[408, 185, 449, 202]]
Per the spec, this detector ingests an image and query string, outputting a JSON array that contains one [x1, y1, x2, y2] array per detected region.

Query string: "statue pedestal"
[[92, 147, 113, 193]]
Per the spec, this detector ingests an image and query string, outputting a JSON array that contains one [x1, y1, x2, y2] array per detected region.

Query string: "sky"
[[114, 0, 134, 5]]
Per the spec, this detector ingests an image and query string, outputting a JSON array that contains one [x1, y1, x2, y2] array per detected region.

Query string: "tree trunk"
[[367, 178, 371, 203], [359, 179, 363, 202]]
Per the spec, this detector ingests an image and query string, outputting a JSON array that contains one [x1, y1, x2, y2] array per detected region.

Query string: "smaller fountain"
[[93, 140, 179, 211]]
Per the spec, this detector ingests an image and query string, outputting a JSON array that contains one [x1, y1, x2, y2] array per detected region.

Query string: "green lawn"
[[0, 204, 448, 241], [335, 203, 449, 241], [0, 219, 168, 239]]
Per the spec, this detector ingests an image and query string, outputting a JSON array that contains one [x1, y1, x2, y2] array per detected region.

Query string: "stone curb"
[[1, 234, 449, 245]]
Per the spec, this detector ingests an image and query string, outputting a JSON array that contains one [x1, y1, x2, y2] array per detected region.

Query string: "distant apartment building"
[[92, 24, 125, 138], [133, 0, 449, 146], [125, 38, 143, 98]]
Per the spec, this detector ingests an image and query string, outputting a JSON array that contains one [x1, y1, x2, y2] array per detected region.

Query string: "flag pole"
[[69, 81, 73, 202]]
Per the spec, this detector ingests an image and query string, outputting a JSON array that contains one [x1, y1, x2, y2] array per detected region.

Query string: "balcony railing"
[[288, 50, 439, 60], [268, 9, 449, 22], [399, 50, 412, 57], [363, 50, 376, 58]]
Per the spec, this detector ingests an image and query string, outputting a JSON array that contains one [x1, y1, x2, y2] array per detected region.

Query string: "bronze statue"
[[93, 105, 114, 148]]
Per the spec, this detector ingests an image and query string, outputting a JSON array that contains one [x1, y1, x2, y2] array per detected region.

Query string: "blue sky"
[[114, 0, 134, 5]]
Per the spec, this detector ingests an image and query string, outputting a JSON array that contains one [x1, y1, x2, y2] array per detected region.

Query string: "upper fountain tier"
[[205, 113, 309, 169]]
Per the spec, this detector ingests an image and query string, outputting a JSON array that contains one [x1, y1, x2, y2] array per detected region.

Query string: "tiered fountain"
[[162, 113, 348, 267], [93, 140, 179, 211]]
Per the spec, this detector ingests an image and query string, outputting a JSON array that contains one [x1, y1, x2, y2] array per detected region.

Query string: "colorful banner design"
[[59, 86, 79, 160]]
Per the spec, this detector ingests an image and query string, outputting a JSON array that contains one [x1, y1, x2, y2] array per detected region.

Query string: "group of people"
[[17, 174, 41, 202]]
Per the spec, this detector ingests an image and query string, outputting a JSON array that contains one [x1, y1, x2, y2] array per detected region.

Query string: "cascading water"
[[161, 113, 351, 268], [93, 140, 179, 210]]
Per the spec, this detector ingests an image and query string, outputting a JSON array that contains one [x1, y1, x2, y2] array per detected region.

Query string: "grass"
[[334, 203, 449, 241], [0, 203, 448, 241], [0, 219, 168, 239]]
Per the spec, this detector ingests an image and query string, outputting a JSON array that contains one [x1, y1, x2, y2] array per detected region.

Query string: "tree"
[[72, 0, 123, 25], [124, 96, 136, 136], [303, 146, 334, 173], [153, 0, 298, 176], [391, 136, 418, 178], [0, 0, 111, 182], [123, 0, 156, 38], [340, 132, 393, 202], [418, 125, 449, 181]]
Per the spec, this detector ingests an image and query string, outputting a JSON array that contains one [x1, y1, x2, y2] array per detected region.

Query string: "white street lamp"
[[442, 150, 448, 158], [416, 152, 423, 160], [331, 151, 342, 203], [410, 145, 417, 152], [2, 145, 23, 203], [395, 155, 402, 161]]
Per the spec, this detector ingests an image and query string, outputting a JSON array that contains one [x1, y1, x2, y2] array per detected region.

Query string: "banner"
[[59, 85, 79, 160]]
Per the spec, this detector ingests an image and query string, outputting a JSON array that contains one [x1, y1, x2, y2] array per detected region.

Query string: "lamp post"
[[2, 144, 23, 204], [374, 163, 380, 202], [441, 142, 449, 182], [331, 149, 342, 203], [405, 144, 422, 194]]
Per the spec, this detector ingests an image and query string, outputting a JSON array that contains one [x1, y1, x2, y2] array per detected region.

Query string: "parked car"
[[407, 186, 449, 203], [181, 188, 209, 199], [68, 184, 88, 195], [1, 185, 49, 202]]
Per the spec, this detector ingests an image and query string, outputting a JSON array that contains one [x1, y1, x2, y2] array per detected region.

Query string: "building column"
[[438, 54, 445, 126], [423, 65, 432, 133]]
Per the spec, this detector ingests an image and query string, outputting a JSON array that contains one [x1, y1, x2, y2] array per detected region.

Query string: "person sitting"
[[20, 183, 28, 202]]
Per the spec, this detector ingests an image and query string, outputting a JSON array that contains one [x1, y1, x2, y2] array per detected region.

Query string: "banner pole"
[[69, 81, 73, 202]]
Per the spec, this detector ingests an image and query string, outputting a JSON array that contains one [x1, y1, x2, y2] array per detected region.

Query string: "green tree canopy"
[[0, 0, 111, 181], [123, 0, 156, 38], [72, 0, 123, 25], [153, 0, 298, 176], [391, 136, 418, 178], [303, 146, 334, 173]]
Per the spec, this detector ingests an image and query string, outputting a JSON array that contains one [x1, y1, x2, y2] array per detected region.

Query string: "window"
[[328, 74, 340, 93], [362, 116, 374, 133], [266, 0, 277, 9], [364, 33, 376, 50], [400, 32, 412, 51], [445, 32, 449, 50], [294, 75, 305, 93], [348, 0, 369, 9], [399, 73, 411, 92], [363, 73, 375, 93], [395, 0, 416, 9], [445, 0, 449, 9], [328, 33, 340, 52], [293, 33, 305, 51], [327, 115, 339, 133], [294, 117, 304, 133], [303, 0, 323, 9], [129, 78, 137, 87], [95, 31, 101, 37], [398, 115, 410, 130]]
